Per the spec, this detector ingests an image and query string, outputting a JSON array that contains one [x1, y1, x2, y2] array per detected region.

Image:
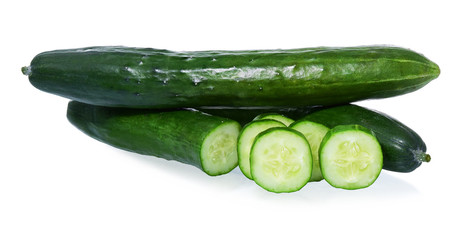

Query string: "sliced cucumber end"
[[320, 125, 383, 190], [253, 113, 295, 126], [237, 120, 286, 179], [251, 128, 312, 193], [290, 120, 330, 182], [201, 121, 241, 176]]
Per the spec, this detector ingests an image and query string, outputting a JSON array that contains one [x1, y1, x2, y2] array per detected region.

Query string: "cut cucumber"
[[238, 120, 286, 179], [319, 125, 383, 190], [289, 120, 329, 182], [250, 127, 312, 193], [67, 101, 241, 176], [201, 121, 241, 175], [253, 113, 295, 126]]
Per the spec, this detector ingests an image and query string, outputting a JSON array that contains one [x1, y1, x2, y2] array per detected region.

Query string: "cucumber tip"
[[424, 153, 431, 163], [21, 66, 31, 76]]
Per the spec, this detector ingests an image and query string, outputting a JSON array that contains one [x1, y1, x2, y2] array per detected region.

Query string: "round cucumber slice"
[[319, 125, 383, 190], [290, 120, 330, 182], [238, 120, 286, 179], [253, 113, 295, 126], [250, 127, 312, 193], [201, 121, 241, 176]]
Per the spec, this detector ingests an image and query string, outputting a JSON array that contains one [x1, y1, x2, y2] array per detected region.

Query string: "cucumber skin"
[[303, 104, 429, 173], [66, 101, 240, 176], [26, 46, 439, 108]]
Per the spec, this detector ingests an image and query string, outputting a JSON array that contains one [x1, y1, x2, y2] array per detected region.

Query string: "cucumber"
[[196, 106, 318, 126], [319, 125, 383, 190], [23, 46, 439, 108], [237, 119, 286, 179], [303, 104, 430, 172], [253, 113, 295, 126], [250, 127, 312, 193], [67, 101, 241, 176], [289, 120, 329, 181]]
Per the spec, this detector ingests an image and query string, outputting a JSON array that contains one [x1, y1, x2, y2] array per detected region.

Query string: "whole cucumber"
[[23, 46, 439, 108]]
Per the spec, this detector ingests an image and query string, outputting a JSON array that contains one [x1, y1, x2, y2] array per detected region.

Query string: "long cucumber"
[[23, 46, 439, 108]]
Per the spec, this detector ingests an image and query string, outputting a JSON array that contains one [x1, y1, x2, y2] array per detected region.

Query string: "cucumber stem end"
[[22, 66, 31, 76], [423, 153, 431, 163]]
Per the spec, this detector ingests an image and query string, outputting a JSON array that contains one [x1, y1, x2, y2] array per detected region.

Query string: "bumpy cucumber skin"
[[66, 101, 240, 176], [319, 125, 383, 190], [26, 46, 439, 108], [304, 104, 429, 172]]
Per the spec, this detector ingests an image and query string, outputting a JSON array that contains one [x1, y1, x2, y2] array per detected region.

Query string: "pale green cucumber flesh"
[[251, 127, 312, 193], [253, 113, 295, 126], [320, 125, 383, 190], [238, 120, 286, 179], [290, 120, 329, 182], [201, 121, 241, 176]]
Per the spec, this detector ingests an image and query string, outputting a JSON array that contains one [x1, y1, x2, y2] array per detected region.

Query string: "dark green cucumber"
[[303, 104, 430, 172], [67, 101, 241, 176], [23, 46, 439, 108], [319, 125, 383, 190]]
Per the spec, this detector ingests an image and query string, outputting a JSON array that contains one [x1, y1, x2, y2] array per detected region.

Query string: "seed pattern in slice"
[[237, 120, 286, 179], [201, 121, 241, 176], [319, 125, 383, 190], [250, 127, 312, 193]]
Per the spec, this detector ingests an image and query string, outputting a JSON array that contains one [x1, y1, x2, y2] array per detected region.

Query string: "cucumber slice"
[[250, 127, 312, 193], [319, 125, 383, 190], [290, 120, 329, 182], [201, 121, 241, 176], [238, 120, 286, 179], [253, 113, 295, 126]]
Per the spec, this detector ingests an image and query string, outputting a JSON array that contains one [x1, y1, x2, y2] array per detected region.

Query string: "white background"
[[1, 0, 465, 239]]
